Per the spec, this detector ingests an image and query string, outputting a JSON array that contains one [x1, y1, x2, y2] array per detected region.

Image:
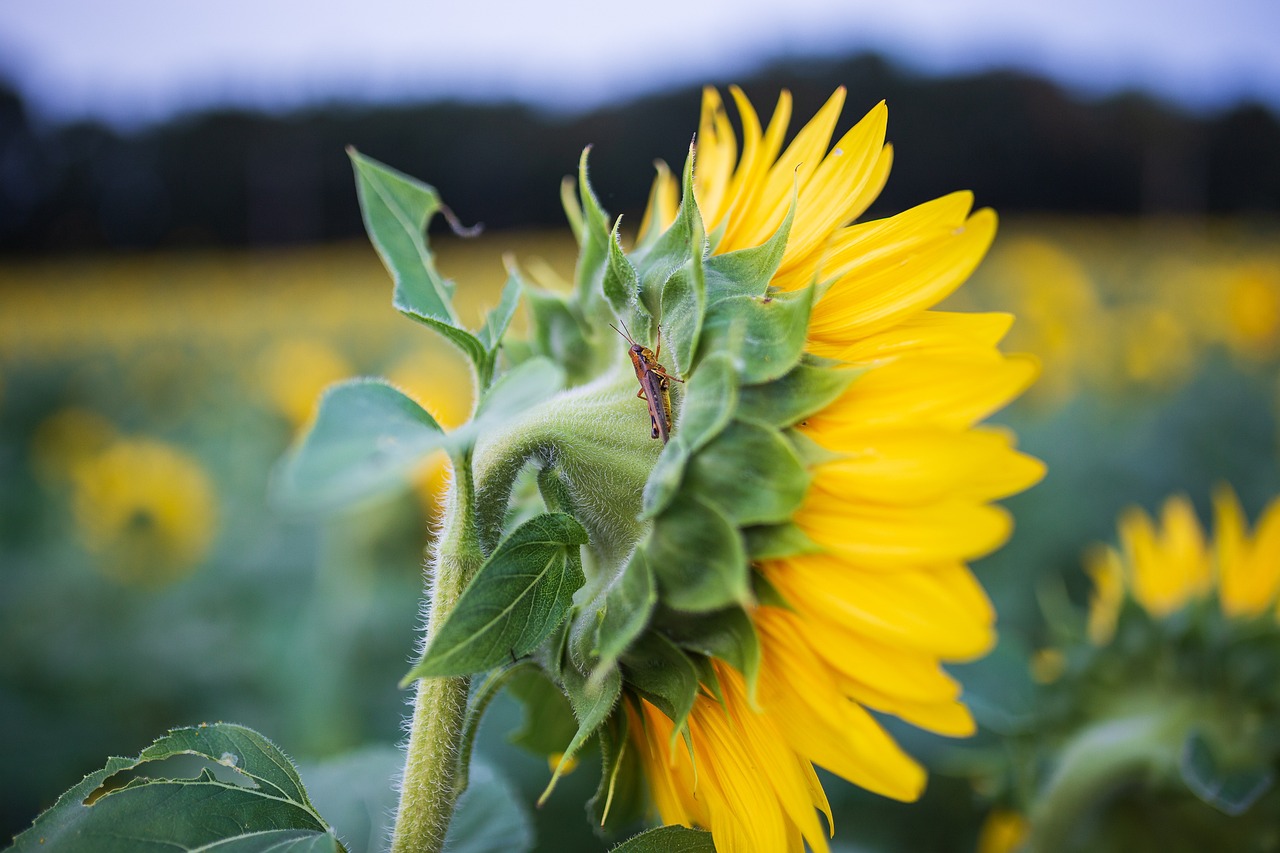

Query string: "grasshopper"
[[610, 321, 685, 444]]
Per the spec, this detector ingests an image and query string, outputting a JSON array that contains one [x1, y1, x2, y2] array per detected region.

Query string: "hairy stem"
[[390, 452, 484, 853]]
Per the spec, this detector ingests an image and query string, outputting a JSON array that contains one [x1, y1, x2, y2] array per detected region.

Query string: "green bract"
[[269, 145, 866, 845]]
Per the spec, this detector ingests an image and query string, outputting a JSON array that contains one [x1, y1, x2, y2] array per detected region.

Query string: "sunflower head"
[[985, 488, 1280, 851]]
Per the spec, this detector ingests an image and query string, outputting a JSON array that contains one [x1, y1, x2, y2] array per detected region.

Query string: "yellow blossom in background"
[[257, 337, 355, 429], [1087, 487, 1280, 644], [977, 237, 1106, 407], [71, 437, 217, 586], [634, 86, 1043, 851], [384, 347, 475, 517], [976, 808, 1028, 853], [1222, 261, 1280, 359], [1112, 304, 1193, 390]]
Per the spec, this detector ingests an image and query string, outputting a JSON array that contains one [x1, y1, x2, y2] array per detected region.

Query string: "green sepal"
[[655, 603, 762, 698], [633, 143, 705, 376], [690, 655, 725, 705], [753, 570, 795, 611], [610, 825, 716, 852], [640, 442, 689, 523], [743, 521, 823, 560], [620, 632, 700, 738], [573, 147, 612, 312], [1180, 729, 1275, 816], [561, 175, 584, 243], [520, 282, 599, 385], [684, 419, 810, 526], [696, 285, 816, 384], [703, 187, 795, 301], [349, 149, 497, 382], [603, 219, 650, 330], [785, 426, 846, 467], [579, 547, 659, 676], [9, 723, 339, 853], [506, 666, 578, 757], [541, 658, 623, 804], [404, 512, 588, 681], [477, 274, 522, 355], [737, 356, 864, 428], [589, 711, 648, 835], [648, 492, 750, 612]]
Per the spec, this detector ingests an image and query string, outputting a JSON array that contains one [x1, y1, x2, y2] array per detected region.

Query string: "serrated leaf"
[[620, 633, 700, 736], [405, 513, 589, 681], [610, 825, 716, 852], [542, 660, 622, 802], [589, 712, 648, 835], [683, 419, 810, 526], [736, 357, 864, 428], [1180, 730, 1275, 816], [272, 380, 447, 513], [656, 604, 761, 696], [349, 150, 488, 371], [9, 724, 339, 853], [647, 493, 750, 612], [696, 286, 815, 384]]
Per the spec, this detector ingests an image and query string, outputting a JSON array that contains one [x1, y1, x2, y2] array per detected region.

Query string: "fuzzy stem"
[[390, 452, 484, 853]]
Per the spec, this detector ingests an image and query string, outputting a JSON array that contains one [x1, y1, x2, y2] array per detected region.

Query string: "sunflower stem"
[[390, 449, 483, 853], [1025, 699, 1198, 852]]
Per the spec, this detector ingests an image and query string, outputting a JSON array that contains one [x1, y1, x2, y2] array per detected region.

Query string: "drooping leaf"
[[405, 513, 589, 681], [272, 380, 447, 513], [349, 149, 487, 371], [589, 712, 648, 836], [647, 493, 750, 612], [541, 660, 622, 802], [610, 825, 716, 852], [683, 419, 810, 526], [620, 633, 700, 736], [1180, 730, 1275, 816], [9, 723, 340, 853], [696, 286, 815, 384]]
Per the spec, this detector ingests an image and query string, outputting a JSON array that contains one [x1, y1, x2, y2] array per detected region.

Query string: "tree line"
[[1, 54, 1278, 255]]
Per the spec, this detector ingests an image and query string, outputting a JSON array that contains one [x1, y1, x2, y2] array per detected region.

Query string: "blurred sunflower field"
[[3, 211, 1280, 851]]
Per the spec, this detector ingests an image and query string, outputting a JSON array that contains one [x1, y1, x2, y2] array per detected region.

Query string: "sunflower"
[[627, 87, 1043, 850], [1087, 487, 1280, 644]]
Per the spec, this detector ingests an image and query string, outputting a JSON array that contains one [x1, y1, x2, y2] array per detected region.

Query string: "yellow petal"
[[1085, 544, 1125, 645], [637, 159, 679, 245], [808, 309, 1015, 362]]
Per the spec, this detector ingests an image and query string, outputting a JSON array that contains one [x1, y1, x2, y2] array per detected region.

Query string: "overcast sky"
[[1, 0, 1278, 128]]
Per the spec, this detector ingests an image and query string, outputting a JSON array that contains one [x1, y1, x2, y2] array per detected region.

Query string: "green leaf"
[[10, 723, 339, 853], [610, 825, 716, 852], [647, 493, 750, 612], [736, 357, 863, 429], [593, 548, 659, 670], [541, 660, 622, 802], [683, 419, 810, 526], [301, 746, 401, 853], [506, 667, 578, 757], [743, 522, 822, 560], [272, 380, 446, 513], [703, 187, 794, 301], [1180, 730, 1275, 816], [656, 604, 761, 696], [621, 633, 700, 736], [603, 220, 649, 329], [697, 286, 815, 384], [349, 149, 488, 371], [405, 513, 589, 681], [589, 712, 648, 835], [444, 760, 535, 853], [476, 275, 521, 352]]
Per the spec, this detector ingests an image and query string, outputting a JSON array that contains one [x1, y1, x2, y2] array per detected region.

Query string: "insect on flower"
[[610, 321, 684, 443]]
